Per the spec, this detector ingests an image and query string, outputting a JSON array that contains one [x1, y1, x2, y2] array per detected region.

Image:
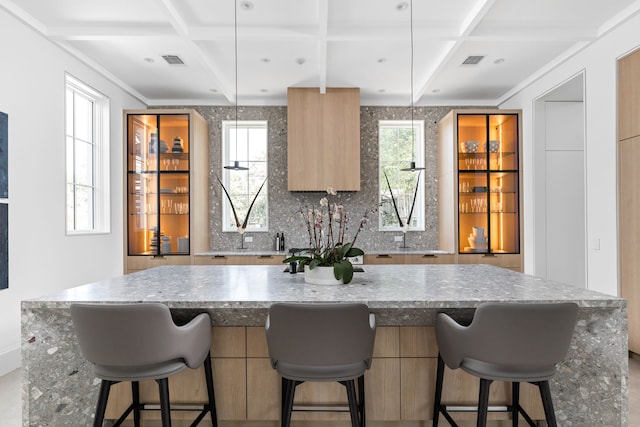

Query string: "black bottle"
[[280, 233, 285, 251]]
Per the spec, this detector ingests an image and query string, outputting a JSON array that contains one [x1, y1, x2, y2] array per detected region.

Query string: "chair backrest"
[[70, 303, 211, 369], [438, 302, 578, 368], [266, 303, 376, 367]]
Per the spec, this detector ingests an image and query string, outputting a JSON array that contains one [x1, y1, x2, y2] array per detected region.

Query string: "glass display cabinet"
[[438, 109, 522, 270], [125, 109, 208, 272], [457, 113, 520, 254]]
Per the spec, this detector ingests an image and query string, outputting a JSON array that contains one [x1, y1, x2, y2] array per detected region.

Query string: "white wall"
[[501, 14, 640, 296], [0, 9, 144, 374]]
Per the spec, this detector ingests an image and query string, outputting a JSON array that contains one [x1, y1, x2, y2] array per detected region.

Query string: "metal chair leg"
[[157, 378, 172, 427], [132, 381, 141, 427], [345, 379, 360, 427], [94, 380, 113, 427], [538, 381, 557, 427], [281, 378, 296, 427], [477, 378, 492, 427], [512, 382, 519, 427], [203, 355, 218, 427], [433, 354, 445, 427], [358, 375, 366, 427]]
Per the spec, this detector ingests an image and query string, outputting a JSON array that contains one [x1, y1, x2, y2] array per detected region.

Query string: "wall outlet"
[[244, 236, 253, 243], [394, 235, 404, 242]]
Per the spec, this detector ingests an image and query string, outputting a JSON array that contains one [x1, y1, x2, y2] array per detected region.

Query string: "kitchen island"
[[22, 264, 627, 426]]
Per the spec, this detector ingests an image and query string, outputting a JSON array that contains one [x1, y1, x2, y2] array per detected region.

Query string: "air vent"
[[462, 55, 485, 65], [162, 55, 185, 65]]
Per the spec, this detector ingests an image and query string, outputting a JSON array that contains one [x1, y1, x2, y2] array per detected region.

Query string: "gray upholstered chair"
[[70, 303, 217, 427], [433, 302, 578, 427], [265, 303, 376, 427]]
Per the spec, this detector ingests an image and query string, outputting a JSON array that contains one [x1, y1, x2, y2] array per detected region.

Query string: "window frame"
[[65, 74, 110, 235], [221, 120, 269, 233], [378, 119, 425, 231]]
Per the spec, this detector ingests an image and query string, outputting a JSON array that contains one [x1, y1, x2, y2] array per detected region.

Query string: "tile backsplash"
[[179, 105, 480, 253]]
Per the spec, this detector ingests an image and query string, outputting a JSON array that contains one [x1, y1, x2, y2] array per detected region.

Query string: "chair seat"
[[94, 359, 188, 382], [275, 360, 368, 382], [460, 358, 557, 382]]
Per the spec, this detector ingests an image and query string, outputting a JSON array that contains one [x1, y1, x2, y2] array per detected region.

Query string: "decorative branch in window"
[[383, 170, 421, 232], [215, 175, 267, 234]]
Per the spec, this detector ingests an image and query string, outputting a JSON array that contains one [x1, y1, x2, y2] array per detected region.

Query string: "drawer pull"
[[483, 253, 496, 258], [377, 254, 391, 258], [422, 254, 436, 258], [258, 255, 273, 259], [213, 255, 227, 259], [152, 255, 166, 260]]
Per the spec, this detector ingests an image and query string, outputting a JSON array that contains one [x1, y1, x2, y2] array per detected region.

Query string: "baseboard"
[[0, 346, 20, 376]]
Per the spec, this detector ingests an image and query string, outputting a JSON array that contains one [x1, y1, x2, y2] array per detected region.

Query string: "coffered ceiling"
[[2, 0, 639, 106]]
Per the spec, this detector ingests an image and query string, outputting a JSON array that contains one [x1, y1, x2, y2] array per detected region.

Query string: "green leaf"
[[282, 255, 311, 264], [345, 247, 364, 257], [309, 259, 322, 270], [334, 260, 354, 284]]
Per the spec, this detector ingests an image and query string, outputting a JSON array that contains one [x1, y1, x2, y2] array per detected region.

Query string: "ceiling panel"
[[3, 0, 639, 105]]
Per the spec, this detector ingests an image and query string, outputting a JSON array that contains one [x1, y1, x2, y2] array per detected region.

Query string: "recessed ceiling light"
[[260, 89, 269, 93], [432, 89, 441, 93], [240, 1, 253, 10], [261, 58, 271, 63], [378, 89, 386, 93], [377, 58, 387, 63], [209, 88, 218, 93], [295, 57, 306, 65], [494, 58, 505, 64], [396, 2, 409, 11], [143, 57, 155, 63]]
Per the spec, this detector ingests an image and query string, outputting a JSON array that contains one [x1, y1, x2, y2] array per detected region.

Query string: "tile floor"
[[2, 358, 639, 426]]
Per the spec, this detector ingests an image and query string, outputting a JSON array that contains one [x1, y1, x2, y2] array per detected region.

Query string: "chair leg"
[[358, 375, 366, 427], [538, 381, 557, 427], [203, 354, 218, 427], [345, 379, 360, 427], [157, 378, 172, 427], [281, 378, 297, 427], [433, 354, 445, 427], [511, 382, 519, 427], [477, 378, 492, 427], [94, 380, 113, 427], [132, 381, 141, 427]]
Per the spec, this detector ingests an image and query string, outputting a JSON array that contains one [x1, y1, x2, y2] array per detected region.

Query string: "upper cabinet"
[[124, 109, 209, 271], [287, 88, 361, 191], [619, 50, 640, 141], [438, 109, 522, 268]]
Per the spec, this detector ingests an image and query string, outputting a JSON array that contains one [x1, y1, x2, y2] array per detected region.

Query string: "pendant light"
[[225, 0, 248, 171], [401, 0, 425, 172]]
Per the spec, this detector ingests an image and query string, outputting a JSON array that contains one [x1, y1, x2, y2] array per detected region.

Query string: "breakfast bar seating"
[[21, 264, 627, 426]]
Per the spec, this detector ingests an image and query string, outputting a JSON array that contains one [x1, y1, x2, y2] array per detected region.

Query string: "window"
[[65, 74, 110, 234], [222, 120, 268, 232], [379, 120, 425, 230]]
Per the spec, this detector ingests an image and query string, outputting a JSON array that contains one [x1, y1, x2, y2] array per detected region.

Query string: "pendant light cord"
[[234, 0, 239, 135], [410, 0, 415, 155]]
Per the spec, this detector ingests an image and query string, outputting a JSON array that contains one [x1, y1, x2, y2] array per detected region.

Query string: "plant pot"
[[304, 266, 343, 285]]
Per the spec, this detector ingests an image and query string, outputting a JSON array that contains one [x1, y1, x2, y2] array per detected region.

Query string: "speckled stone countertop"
[[194, 249, 452, 257], [22, 264, 627, 426]]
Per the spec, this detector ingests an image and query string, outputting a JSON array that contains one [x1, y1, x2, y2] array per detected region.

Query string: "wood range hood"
[[287, 87, 361, 191]]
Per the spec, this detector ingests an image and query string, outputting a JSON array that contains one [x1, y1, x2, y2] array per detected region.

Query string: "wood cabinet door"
[[287, 88, 360, 191], [619, 49, 640, 141]]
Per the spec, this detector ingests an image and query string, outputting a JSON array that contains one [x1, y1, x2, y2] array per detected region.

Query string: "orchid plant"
[[283, 187, 376, 284]]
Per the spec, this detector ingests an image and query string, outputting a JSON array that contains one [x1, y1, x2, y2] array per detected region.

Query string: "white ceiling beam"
[[47, 25, 176, 40], [318, 0, 328, 93], [158, 0, 235, 103], [413, 0, 498, 103]]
